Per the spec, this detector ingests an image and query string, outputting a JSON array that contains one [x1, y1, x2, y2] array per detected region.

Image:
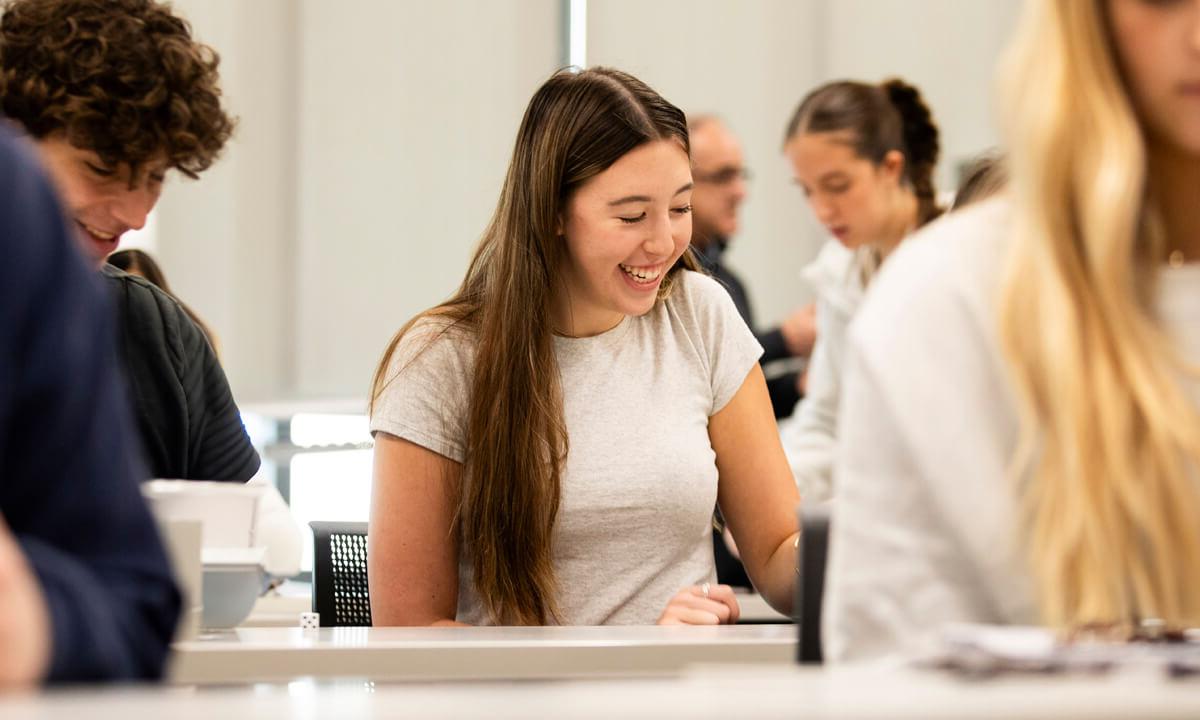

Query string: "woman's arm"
[[368, 432, 468, 626], [709, 364, 802, 616]]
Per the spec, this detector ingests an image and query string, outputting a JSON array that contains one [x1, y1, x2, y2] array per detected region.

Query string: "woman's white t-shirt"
[[370, 271, 762, 625], [825, 198, 1200, 661]]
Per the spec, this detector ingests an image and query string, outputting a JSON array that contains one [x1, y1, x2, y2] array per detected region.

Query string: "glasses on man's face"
[[693, 166, 752, 186]]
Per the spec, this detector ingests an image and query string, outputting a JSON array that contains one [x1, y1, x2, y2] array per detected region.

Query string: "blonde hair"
[[998, 0, 1200, 629]]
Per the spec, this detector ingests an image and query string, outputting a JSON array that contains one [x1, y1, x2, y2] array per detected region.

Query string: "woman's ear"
[[881, 149, 907, 185]]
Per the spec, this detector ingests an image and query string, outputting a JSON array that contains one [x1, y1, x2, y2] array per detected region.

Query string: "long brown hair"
[[371, 67, 697, 625], [784, 78, 943, 228]]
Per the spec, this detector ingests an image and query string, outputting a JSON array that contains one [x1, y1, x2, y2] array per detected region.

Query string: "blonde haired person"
[[825, 0, 1200, 661]]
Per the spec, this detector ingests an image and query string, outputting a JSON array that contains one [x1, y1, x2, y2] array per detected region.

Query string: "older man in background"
[[688, 115, 815, 420], [689, 115, 815, 588]]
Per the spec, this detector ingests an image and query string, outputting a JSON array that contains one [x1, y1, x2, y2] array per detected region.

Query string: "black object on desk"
[[796, 509, 830, 664], [310, 521, 372, 627]]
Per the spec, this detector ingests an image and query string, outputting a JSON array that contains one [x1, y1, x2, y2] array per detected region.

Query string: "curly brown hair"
[[0, 0, 234, 178]]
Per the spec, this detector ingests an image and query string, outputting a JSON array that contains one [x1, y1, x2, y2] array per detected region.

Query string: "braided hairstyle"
[[784, 77, 943, 227]]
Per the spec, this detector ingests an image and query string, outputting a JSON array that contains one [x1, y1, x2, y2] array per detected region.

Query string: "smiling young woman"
[[367, 67, 800, 627]]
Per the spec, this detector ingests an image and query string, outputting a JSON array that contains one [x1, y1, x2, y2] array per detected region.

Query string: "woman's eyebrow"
[[607, 183, 693, 206]]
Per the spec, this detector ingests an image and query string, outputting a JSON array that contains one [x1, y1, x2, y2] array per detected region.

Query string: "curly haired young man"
[[0, 0, 260, 482]]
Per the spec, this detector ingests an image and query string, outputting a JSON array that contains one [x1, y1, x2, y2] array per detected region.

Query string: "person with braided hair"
[[777, 77, 943, 503]]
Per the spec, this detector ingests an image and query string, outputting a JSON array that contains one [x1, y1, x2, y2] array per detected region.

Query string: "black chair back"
[[796, 508, 830, 663], [310, 521, 372, 627]]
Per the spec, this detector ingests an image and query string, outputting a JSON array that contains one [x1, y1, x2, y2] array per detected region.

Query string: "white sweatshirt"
[[824, 198, 1200, 662], [779, 239, 863, 504]]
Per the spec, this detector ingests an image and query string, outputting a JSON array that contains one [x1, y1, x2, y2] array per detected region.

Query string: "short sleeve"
[[369, 319, 473, 463], [675, 272, 763, 416]]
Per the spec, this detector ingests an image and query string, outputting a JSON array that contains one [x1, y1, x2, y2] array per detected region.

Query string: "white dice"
[[300, 612, 320, 629]]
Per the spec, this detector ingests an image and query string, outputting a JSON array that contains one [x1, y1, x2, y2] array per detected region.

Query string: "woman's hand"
[[656, 583, 741, 625]]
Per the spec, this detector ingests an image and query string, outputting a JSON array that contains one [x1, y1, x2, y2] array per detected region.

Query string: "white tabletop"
[[168, 625, 797, 684], [8, 665, 1199, 719], [240, 588, 791, 627]]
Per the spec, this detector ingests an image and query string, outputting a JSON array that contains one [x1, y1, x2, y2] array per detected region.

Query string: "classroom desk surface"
[[168, 625, 797, 684], [10, 665, 1199, 719], [241, 587, 791, 628]]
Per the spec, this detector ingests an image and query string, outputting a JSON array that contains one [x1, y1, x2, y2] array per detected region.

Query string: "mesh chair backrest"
[[310, 521, 372, 627]]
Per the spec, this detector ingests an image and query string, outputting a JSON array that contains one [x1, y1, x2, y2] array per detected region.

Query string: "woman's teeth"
[[619, 264, 661, 284]]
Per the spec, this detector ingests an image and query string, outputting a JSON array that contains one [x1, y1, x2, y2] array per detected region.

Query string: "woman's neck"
[[551, 291, 623, 338], [878, 189, 920, 259], [1148, 143, 1200, 262]]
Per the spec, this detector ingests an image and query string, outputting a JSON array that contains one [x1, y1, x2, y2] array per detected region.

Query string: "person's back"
[[826, 0, 1200, 661], [823, 198, 1037, 659], [102, 265, 259, 480], [108, 248, 224, 358], [0, 126, 180, 684]]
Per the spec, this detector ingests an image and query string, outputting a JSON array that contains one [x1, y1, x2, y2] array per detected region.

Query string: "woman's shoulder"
[[380, 313, 475, 381], [852, 197, 1012, 359], [668, 267, 729, 303], [892, 197, 1010, 282], [403, 313, 473, 344], [659, 269, 743, 326]]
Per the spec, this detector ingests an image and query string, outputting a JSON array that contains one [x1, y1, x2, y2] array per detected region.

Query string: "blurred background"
[[133, 0, 1020, 570]]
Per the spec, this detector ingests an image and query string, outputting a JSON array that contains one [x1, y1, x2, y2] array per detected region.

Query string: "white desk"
[[241, 592, 309, 628], [10, 665, 1200, 719], [240, 589, 791, 628], [168, 625, 796, 684]]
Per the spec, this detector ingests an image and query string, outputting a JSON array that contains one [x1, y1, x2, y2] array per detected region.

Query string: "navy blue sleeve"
[[0, 130, 181, 682]]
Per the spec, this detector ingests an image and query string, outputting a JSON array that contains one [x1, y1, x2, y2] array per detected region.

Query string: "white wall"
[[822, 0, 1022, 192], [155, 0, 299, 402], [293, 0, 560, 398], [155, 0, 560, 402], [151, 1, 1019, 403]]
